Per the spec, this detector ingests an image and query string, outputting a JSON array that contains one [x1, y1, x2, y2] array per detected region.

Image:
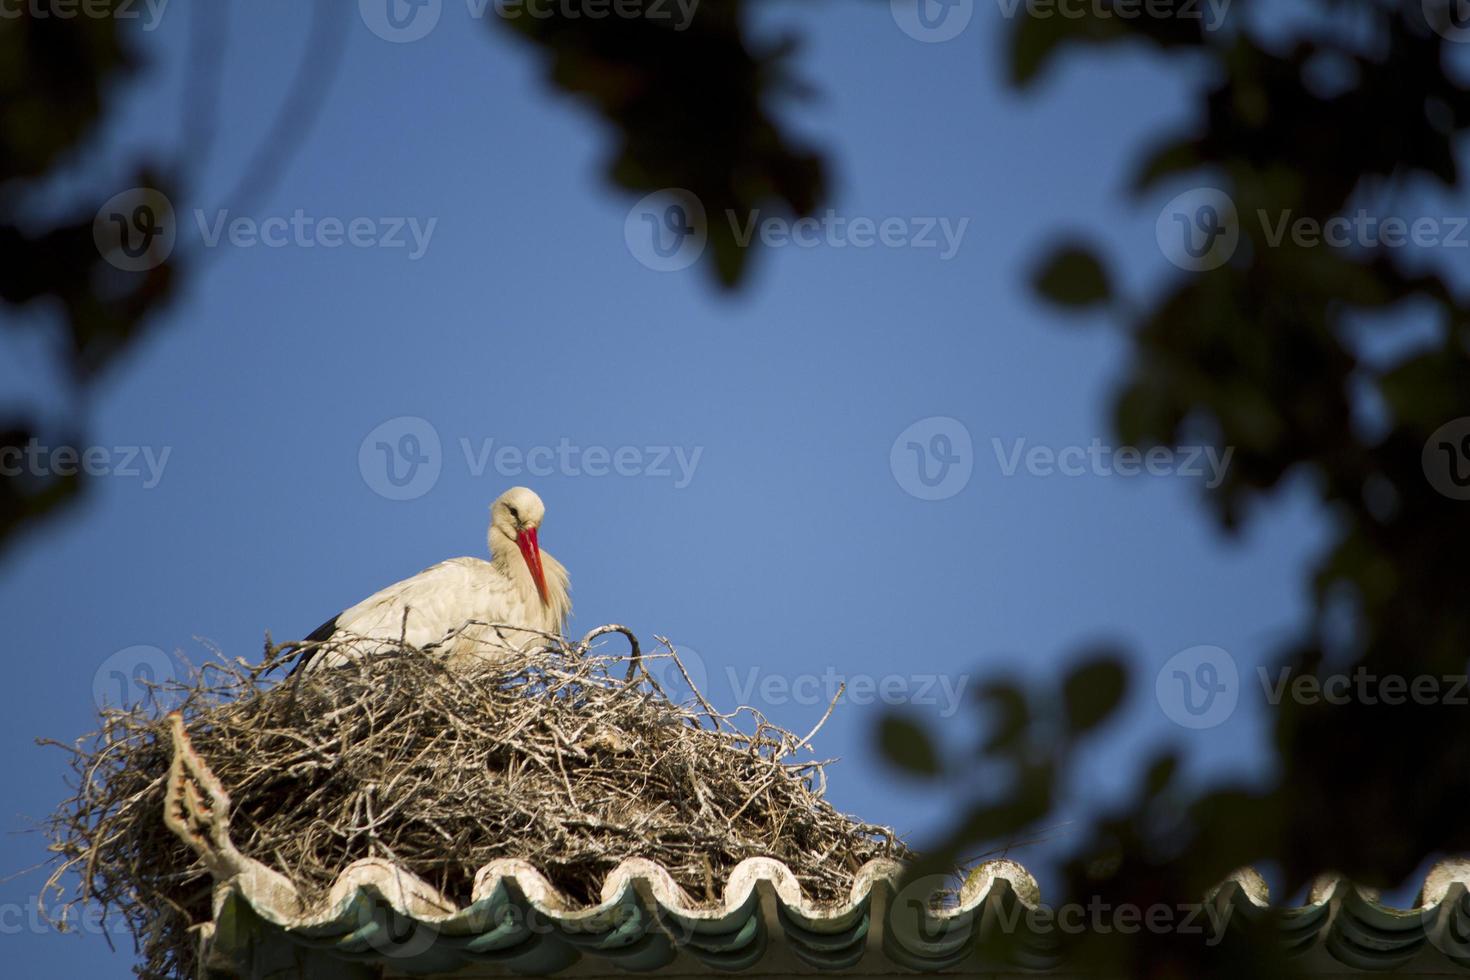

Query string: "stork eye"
[[507, 506, 519, 521]]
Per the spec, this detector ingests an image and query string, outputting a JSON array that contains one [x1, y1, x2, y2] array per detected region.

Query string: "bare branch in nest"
[[40, 627, 909, 980], [162, 712, 241, 880]]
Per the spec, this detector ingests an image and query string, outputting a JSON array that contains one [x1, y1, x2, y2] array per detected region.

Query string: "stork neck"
[[491, 527, 540, 598], [489, 527, 516, 568]]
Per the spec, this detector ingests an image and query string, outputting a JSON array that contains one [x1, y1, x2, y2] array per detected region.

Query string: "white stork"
[[292, 487, 571, 673]]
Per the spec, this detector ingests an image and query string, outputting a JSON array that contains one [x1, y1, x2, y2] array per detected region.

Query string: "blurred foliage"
[[0, 5, 177, 552], [493, 0, 825, 286], [1032, 242, 1112, 310], [9, 2, 1470, 975], [882, 0, 1470, 975], [0, 0, 822, 556], [879, 714, 942, 775]]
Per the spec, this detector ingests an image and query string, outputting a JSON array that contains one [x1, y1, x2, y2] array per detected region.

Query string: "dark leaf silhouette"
[[12, 5, 1470, 976], [1061, 654, 1127, 734], [1, 8, 177, 554], [877, 714, 940, 777], [493, 3, 825, 288], [1033, 242, 1113, 310]]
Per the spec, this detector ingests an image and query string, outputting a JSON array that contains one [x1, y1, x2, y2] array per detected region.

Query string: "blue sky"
[[4, 1, 1447, 975]]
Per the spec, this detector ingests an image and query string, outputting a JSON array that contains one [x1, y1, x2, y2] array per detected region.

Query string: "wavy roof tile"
[[162, 713, 1470, 977], [195, 854, 1470, 978]]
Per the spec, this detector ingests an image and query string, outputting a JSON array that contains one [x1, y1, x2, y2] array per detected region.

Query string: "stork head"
[[490, 486, 549, 605]]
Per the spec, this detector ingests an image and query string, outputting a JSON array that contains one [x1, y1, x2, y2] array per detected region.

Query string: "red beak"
[[516, 526, 549, 605]]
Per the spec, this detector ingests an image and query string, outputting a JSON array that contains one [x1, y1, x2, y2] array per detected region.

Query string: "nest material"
[[42, 627, 909, 980]]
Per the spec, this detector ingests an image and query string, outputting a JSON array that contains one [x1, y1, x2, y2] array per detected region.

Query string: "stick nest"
[[41, 627, 909, 980]]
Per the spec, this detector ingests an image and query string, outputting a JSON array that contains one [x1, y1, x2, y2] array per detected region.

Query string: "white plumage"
[[294, 487, 571, 672]]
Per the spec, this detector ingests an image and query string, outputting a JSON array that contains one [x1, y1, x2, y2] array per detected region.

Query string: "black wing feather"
[[286, 613, 339, 677]]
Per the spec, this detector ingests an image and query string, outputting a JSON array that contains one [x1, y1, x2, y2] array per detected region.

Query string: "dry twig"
[[40, 629, 908, 980]]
